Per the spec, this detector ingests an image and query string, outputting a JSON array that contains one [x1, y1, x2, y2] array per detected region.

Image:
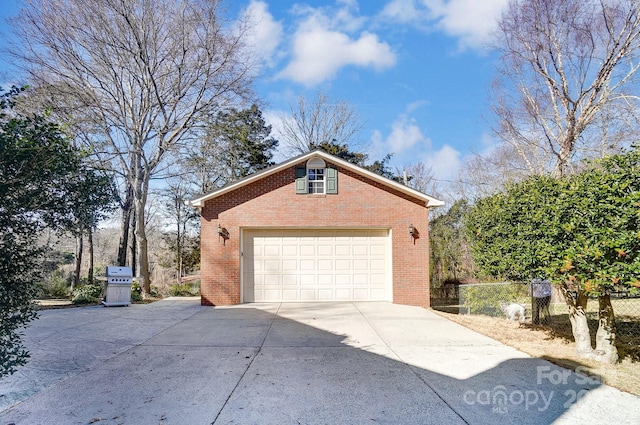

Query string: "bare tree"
[[159, 178, 199, 283], [8, 0, 254, 295], [492, 0, 640, 177], [398, 162, 439, 194], [279, 91, 365, 155], [455, 142, 550, 199]]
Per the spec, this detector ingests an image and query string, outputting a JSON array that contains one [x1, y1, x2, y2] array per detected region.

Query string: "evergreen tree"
[[0, 87, 104, 376], [209, 104, 279, 183]]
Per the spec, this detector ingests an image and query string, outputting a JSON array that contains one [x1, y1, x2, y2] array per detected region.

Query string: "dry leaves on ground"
[[433, 310, 640, 396]]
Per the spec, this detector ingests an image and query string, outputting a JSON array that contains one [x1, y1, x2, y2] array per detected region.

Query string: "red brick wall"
[[200, 163, 433, 307]]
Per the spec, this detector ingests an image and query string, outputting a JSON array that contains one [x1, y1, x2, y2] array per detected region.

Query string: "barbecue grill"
[[103, 266, 133, 306]]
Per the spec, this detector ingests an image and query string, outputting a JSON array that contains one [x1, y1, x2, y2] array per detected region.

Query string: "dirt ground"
[[434, 310, 640, 397]]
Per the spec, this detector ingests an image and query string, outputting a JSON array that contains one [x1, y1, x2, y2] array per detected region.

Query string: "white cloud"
[[241, 1, 283, 66], [406, 100, 428, 113], [380, 0, 432, 26], [262, 108, 289, 161], [380, 0, 509, 49], [278, 6, 396, 86], [384, 114, 427, 153], [263, 109, 286, 138], [424, 144, 462, 181], [436, 0, 508, 48], [370, 112, 462, 182]]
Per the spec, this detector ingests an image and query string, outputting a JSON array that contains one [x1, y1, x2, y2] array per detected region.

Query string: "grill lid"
[[106, 266, 133, 277]]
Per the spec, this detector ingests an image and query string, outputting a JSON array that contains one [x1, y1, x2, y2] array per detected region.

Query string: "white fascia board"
[[318, 152, 445, 208], [188, 150, 445, 208]]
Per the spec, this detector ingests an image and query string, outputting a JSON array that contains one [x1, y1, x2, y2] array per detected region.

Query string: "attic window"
[[307, 158, 326, 194], [295, 157, 338, 195]]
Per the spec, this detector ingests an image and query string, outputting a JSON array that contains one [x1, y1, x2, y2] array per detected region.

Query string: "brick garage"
[[190, 150, 443, 307]]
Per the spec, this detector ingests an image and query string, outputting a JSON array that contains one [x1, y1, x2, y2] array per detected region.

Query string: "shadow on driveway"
[[1, 299, 638, 425]]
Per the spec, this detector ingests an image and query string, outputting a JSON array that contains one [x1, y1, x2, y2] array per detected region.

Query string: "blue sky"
[[0, 0, 509, 184]]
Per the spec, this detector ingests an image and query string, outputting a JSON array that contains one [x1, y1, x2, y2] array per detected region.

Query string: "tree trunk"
[[117, 185, 133, 266], [130, 205, 137, 277], [561, 285, 596, 359], [134, 174, 151, 298], [73, 231, 83, 291], [553, 136, 574, 178], [177, 198, 184, 282], [595, 293, 619, 364], [136, 210, 151, 297], [88, 227, 94, 284]]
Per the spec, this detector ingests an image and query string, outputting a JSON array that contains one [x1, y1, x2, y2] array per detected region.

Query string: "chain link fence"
[[431, 281, 640, 359]]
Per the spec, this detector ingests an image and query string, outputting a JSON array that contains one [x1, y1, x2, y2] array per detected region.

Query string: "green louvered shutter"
[[326, 167, 338, 194], [295, 166, 307, 194]]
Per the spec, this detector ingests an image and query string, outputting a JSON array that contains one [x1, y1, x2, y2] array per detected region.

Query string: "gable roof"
[[188, 150, 445, 208]]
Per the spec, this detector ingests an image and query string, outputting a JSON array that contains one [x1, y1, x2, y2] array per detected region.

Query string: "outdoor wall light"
[[217, 224, 230, 240], [409, 224, 419, 241]]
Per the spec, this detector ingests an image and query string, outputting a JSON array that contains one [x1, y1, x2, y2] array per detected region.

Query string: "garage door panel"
[[300, 259, 315, 271], [353, 259, 369, 270], [370, 259, 386, 270], [300, 274, 315, 285], [318, 245, 333, 256], [282, 245, 298, 256], [318, 259, 333, 270], [318, 274, 333, 285], [300, 245, 316, 256], [335, 274, 350, 285], [283, 274, 297, 285], [353, 274, 368, 285], [370, 288, 386, 299], [282, 290, 299, 301], [263, 289, 281, 301], [301, 290, 318, 301], [335, 245, 350, 256], [335, 259, 350, 270], [264, 245, 280, 256], [264, 274, 280, 286], [353, 288, 369, 300], [371, 274, 386, 285], [335, 288, 351, 299], [243, 229, 390, 302], [370, 244, 386, 255], [264, 260, 280, 272], [282, 260, 297, 270], [352, 244, 368, 256]]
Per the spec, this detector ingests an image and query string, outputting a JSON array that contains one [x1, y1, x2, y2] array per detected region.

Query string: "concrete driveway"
[[1, 299, 638, 425]]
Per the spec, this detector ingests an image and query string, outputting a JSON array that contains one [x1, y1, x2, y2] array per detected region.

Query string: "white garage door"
[[242, 229, 390, 302]]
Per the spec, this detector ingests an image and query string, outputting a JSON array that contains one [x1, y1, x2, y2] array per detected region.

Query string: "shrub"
[[39, 269, 71, 298], [168, 283, 200, 297], [71, 284, 102, 304], [131, 281, 143, 302], [127, 282, 160, 302]]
